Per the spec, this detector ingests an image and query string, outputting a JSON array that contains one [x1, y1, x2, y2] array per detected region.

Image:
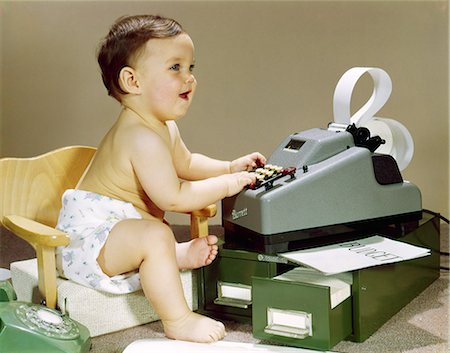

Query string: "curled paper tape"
[[363, 117, 414, 171], [332, 67, 413, 170], [333, 67, 392, 127]]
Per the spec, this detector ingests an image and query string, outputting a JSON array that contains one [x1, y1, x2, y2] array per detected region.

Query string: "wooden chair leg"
[[35, 245, 57, 308], [190, 204, 217, 239], [190, 214, 209, 239]]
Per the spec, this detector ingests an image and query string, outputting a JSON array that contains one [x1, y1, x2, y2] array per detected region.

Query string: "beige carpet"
[[90, 223, 449, 353]]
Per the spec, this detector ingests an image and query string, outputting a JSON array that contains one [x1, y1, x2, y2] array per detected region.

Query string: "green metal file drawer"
[[197, 246, 294, 323], [252, 276, 353, 351], [251, 212, 440, 350], [351, 212, 440, 341]]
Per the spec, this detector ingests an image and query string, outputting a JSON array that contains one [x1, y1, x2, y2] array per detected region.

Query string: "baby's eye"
[[169, 64, 180, 71], [189, 64, 195, 73]]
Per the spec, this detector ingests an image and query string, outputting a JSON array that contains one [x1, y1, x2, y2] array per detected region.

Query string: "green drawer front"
[[197, 248, 292, 322], [252, 277, 352, 351]]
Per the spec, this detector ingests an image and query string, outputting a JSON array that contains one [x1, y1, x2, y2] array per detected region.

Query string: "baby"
[[55, 15, 265, 343]]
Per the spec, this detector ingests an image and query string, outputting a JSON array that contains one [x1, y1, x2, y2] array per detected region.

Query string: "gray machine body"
[[222, 128, 422, 236]]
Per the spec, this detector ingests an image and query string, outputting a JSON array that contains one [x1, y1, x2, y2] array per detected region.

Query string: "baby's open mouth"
[[179, 91, 191, 100]]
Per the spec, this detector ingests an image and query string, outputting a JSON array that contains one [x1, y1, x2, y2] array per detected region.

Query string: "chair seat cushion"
[[10, 258, 197, 337]]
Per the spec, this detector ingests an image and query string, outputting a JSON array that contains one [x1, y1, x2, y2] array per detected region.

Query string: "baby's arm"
[[177, 152, 265, 180], [131, 128, 255, 213], [170, 122, 266, 180]]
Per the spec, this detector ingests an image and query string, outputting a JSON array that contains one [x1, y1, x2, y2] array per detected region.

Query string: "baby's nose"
[[185, 73, 195, 83]]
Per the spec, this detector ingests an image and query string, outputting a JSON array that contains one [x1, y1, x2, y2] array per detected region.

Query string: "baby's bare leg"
[[97, 219, 226, 342]]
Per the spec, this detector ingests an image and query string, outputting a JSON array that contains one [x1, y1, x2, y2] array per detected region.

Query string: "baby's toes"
[[206, 235, 218, 245]]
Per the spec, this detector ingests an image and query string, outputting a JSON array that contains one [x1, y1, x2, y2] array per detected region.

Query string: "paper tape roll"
[[362, 117, 414, 171], [332, 67, 413, 170]]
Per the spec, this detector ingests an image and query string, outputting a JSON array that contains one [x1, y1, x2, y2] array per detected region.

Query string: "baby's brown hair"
[[97, 15, 184, 102]]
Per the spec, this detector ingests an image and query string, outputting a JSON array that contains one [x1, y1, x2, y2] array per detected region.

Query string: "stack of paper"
[[279, 235, 430, 275], [274, 268, 353, 309]]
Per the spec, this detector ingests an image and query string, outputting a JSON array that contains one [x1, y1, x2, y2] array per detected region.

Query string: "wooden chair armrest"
[[2, 215, 65, 309], [3, 215, 69, 248], [190, 204, 217, 218]]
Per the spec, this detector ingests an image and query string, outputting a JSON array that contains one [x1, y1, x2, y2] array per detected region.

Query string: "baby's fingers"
[[239, 171, 256, 185]]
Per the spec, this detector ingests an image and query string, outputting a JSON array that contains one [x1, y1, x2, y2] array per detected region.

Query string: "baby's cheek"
[[152, 84, 175, 102]]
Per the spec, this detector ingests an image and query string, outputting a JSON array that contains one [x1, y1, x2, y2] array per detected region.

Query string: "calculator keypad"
[[248, 164, 296, 190]]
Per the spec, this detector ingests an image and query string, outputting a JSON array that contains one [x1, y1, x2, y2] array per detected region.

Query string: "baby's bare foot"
[[163, 312, 226, 343], [176, 235, 218, 270]]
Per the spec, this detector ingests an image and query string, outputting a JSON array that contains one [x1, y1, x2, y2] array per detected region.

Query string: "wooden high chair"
[[0, 146, 216, 335]]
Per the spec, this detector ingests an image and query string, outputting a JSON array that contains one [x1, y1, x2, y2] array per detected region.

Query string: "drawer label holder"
[[213, 281, 252, 309], [264, 307, 313, 339]]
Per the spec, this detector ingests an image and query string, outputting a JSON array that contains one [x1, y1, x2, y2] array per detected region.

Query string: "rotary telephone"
[[0, 270, 91, 353]]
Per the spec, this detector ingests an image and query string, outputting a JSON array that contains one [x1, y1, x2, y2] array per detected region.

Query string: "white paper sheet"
[[279, 236, 430, 275], [123, 338, 338, 353]]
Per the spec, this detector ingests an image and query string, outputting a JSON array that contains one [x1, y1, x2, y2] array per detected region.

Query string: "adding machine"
[[196, 124, 440, 351], [223, 126, 422, 254]]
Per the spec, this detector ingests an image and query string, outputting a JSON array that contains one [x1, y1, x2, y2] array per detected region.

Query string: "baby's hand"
[[222, 172, 256, 197], [230, 152, 266, 173]]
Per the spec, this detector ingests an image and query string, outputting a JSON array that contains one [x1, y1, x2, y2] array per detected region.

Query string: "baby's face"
[[134, 33, 197, 121]]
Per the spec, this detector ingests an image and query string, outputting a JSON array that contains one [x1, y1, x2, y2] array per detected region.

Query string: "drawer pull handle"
[[264, 307, 312, 339], [213, 281, 252, 309]]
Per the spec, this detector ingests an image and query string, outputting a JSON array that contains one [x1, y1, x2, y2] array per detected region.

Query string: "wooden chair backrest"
[[0, 146, 96, 228]]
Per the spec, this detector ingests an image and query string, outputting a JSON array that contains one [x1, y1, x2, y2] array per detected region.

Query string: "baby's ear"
[[119, 66, 141, 94]]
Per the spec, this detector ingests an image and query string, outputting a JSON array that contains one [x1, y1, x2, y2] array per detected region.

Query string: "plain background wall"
[[1, 0, 448, 225]]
